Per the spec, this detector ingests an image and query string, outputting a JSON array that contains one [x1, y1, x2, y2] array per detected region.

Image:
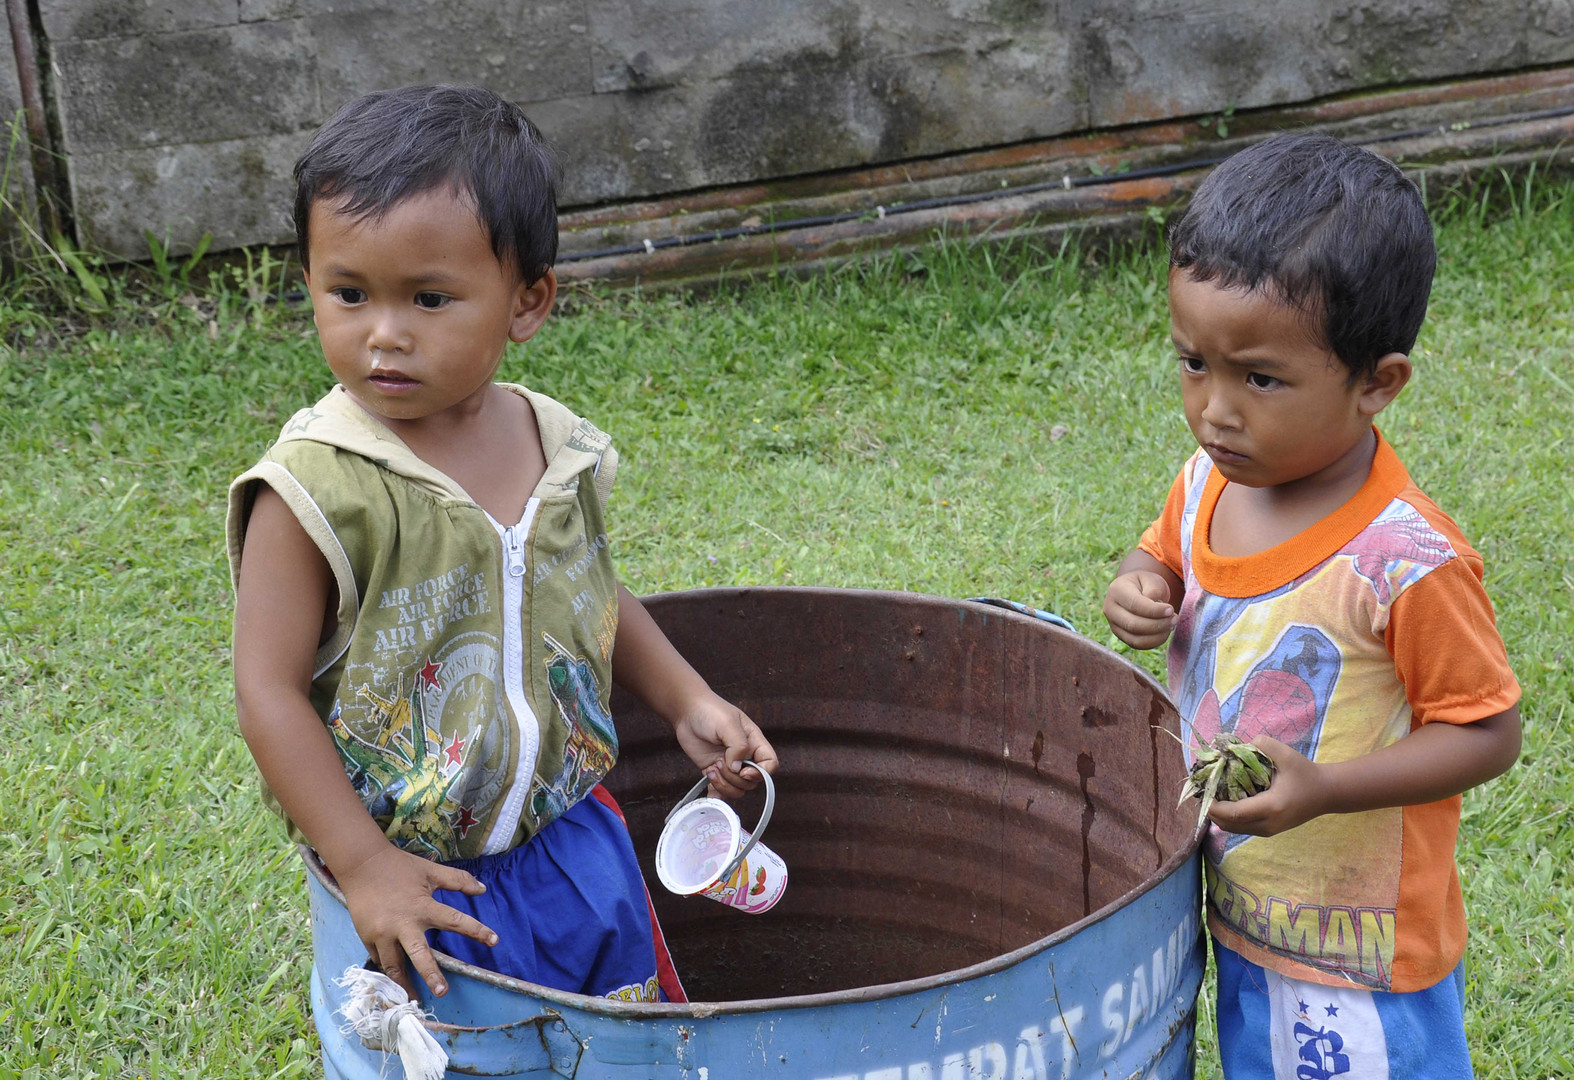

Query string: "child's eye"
[[330, 287, 366, 305], [414, 292, 450, 310], [1177, 355, 1205, 375], [1246, 372, 1280, 390]]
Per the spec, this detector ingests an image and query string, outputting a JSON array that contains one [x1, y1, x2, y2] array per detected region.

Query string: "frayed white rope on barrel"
[[334, 966, 448, 1080]]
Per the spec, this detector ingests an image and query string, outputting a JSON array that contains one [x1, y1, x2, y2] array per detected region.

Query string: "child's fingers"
[[1121, 591, 1175, 621], [1106, 606, 1169, 635], [1250, 734, 1295, 761], [1205, 794, 1252, 829], [428, 899, 499, 949], [739, 737, 779, 783], [432, 863, 488, 897], [1104, 607, 1175, 649], [1208, 797, 1274, 837], [1207, 780, 1303, 838], [705, 717, 763, 795], [705, 760, 749, 799], [722, 734, 750, 773], [373, 940, 416, 998], [1109, 573, 1175, 618], [1136, 574, 1174, 603], [399, 934, 449, 998]]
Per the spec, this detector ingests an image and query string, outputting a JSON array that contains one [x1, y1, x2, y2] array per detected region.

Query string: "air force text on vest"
[[533, 532, 609, 586], [376, 563, 490, 652]]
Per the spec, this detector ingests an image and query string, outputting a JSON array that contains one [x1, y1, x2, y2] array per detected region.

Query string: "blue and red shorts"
[[428, 786, 685, 1003]]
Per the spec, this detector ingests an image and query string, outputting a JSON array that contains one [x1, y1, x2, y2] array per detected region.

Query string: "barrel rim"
[[303, 586, 1202, 1020]]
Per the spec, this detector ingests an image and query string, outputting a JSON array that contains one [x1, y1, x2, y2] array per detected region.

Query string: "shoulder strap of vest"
[[226, 449, 360, 679], [504, 385, 618, 510]]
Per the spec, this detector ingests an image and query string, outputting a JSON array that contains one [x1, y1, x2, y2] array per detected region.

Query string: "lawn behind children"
[[1, 175, 1570, 1079]]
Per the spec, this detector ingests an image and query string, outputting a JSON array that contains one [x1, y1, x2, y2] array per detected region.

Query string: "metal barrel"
[[310, 587, 1204, 1079]]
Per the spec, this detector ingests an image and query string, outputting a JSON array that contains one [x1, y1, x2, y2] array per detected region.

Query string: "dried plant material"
[[1177, 733, 1276, 828]]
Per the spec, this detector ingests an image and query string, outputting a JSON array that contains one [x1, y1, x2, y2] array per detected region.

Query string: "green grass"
[[2, 172, 1571, 1078]]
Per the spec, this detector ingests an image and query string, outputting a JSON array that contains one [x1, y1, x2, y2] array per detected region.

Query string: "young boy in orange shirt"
[[1104, 133, 1520, 1077]]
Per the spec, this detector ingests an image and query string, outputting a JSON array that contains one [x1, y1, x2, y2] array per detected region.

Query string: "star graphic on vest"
[[444, 731, 466, 768], [283, 407, 324, 435], [455, 806, 479, 837], [1298, 999, 1311, 1014], [419, 658, 443, 689], [1324, 1004, 1339, 1017]]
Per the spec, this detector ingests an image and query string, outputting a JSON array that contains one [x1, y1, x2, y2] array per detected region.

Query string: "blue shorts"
[[1214, 937, 1471, 1079], [428, 787, 684, 1002]]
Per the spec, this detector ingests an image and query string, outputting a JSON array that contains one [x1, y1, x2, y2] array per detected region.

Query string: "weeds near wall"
[[0, 219, 300, 351], [1197, 103, 1237, 139], [1427, 160, 1574, 233], [2, 110, 304, 349], [143, 230, 212, 293]]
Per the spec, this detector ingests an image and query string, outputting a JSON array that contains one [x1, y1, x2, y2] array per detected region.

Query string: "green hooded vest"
[[227, 384, 622, 862]]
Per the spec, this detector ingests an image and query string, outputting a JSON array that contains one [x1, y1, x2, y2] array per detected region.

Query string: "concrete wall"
[[16, 0, 1574, 257], [2, 11, 38, 257]]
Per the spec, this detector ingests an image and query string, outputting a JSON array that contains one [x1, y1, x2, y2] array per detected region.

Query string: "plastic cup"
[[654, 764, 786, 914]]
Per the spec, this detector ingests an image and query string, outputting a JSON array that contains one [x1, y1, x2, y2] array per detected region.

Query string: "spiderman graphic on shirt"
[[1171, 503, 1453, 860], [1176, 593, 1340, 859]]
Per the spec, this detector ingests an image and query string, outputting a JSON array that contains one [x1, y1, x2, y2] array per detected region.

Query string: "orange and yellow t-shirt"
[[1138, 431, 1519, 992]]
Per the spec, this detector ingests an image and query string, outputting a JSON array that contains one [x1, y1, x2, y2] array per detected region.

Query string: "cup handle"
[[663, 762, 776, 885], [720, 762, 773, 882], [664, 774, 714, 823]]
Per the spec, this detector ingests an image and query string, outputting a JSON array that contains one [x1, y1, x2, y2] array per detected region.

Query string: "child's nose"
[[367, 309, 413, 354], [1200, 388, 1240, 430]]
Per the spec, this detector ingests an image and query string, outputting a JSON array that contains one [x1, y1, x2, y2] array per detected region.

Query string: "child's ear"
[[1358, 352, 1412, 416], [509, 269, 557, 344]]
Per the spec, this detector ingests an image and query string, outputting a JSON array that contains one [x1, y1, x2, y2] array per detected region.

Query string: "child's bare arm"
[[1209, 704, 1522, 836], [1104, 548, 1184, 649], [233, 486, 495, 997], [610, 585, 778, 798]]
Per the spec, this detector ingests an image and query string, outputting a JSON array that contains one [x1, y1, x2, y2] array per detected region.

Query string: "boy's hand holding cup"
[[671, 691, 778, 799]]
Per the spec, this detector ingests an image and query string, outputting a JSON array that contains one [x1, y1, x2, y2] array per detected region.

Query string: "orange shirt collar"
[[1191, 429, 1409, 598]]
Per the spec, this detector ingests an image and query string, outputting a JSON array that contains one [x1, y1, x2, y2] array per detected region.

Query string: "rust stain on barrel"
[[1077, 752, 1097, 919], [1081, 704, 1120, 728]]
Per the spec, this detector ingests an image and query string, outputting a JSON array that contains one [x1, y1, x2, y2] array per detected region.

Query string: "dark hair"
[[1167, 132, 1435, 379], [293, 84, 560, 284]]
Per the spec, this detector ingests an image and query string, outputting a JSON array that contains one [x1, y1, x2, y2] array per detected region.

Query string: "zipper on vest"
[[484, 498, 541, 855], [504, 524, 527, 578]]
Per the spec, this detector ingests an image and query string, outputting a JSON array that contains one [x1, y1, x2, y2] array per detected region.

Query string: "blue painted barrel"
[[308, 588, 1203, 1079]]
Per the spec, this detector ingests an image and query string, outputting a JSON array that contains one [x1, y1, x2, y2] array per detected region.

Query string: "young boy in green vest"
[[227, 84, 778, 1003]]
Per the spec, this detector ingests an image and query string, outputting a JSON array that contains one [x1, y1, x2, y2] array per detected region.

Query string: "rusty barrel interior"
[[602, 588, 1194, 1002]]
